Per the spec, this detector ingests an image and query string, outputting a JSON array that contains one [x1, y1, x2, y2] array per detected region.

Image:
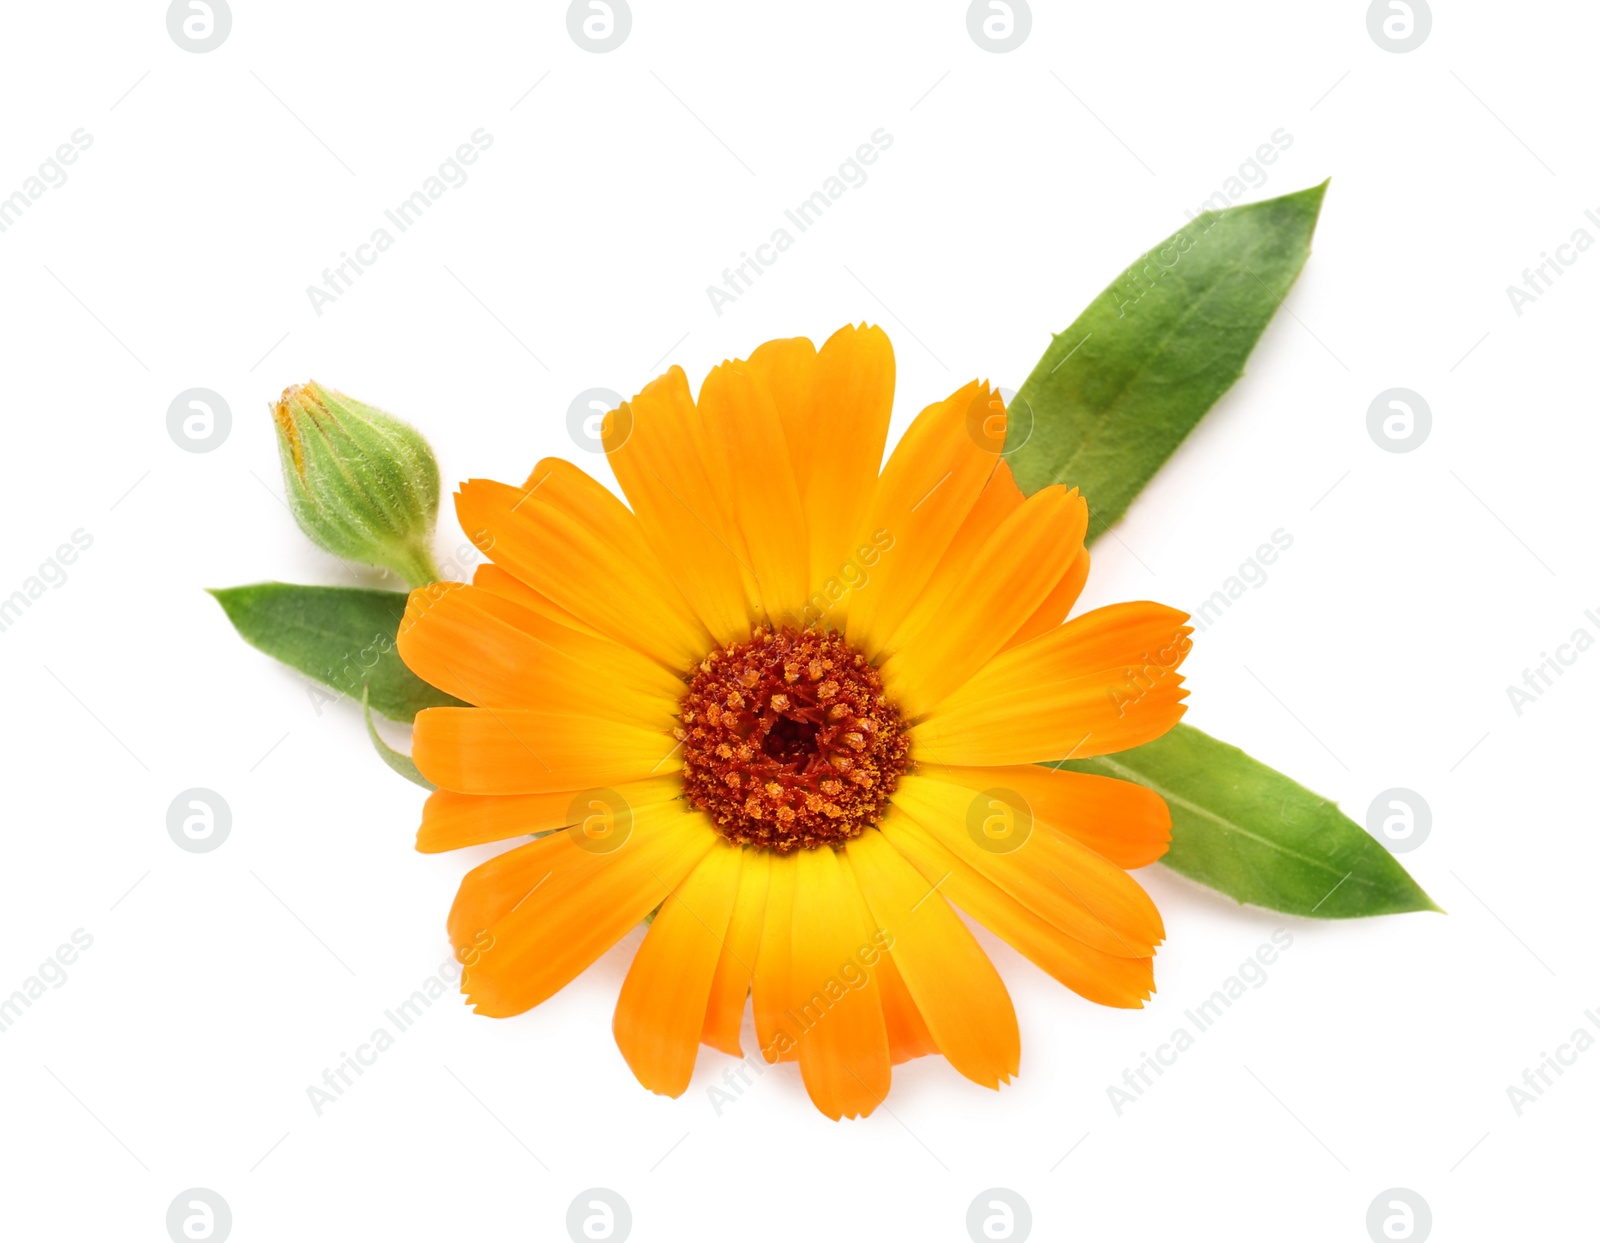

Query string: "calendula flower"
[[397, 325, 1192, 1119]]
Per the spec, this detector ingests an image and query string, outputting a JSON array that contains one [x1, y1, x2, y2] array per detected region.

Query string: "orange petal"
[[416, 774, 684, 854], [1004, 545, 1090, 650], [882, 486, 1089, 718], [752, 851, 799, 1064], [470, 563, 602, 638], [847, 825, 1020, 1089], [891, 775, 1163, 957], [798, 325, 895, 596], [455, 462, 713, 670], [847, 871, 936, 1065], [614, 839, 744, 1097], [775, 847, 892, 1120], [911, 602, 1193, 766], [701, 848, 770, 1056], [844, 381, 999, 654], [455, 801, 717, 1017], [916, 762, 1171, 869], [413, 706, 679, 795], [450, 575, 684, 702], [885, 459, 1023, 647], [696, 361, 811, 625], [877, 807, 1155, 1008], [744, 336, 820, 495], [398, 581, 680, 726], [605, 367, 755, 646]]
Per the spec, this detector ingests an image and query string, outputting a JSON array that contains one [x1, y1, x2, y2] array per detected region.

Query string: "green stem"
[[392, 540, 443, 590]]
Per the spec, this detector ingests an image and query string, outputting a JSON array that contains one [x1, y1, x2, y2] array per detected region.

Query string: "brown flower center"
[[676, 627, 910, 852]]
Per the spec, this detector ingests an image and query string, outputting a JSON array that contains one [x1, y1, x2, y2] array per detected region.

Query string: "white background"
[[1, 1, 1594, 1240]]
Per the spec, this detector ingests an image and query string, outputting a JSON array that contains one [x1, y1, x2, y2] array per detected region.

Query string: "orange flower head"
[[397, 324, 1193, 1119]]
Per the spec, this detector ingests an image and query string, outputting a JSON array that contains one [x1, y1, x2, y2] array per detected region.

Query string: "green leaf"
[[1004, 180, 1433, 918], [1055, 725, 1441, 918], [1007, 180, 1328, 541], [362, 685, 434, 790], [208, 582, 463, 722]]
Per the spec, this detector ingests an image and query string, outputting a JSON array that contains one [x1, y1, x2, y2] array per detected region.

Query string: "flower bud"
[[272, 381, 442, 587]]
